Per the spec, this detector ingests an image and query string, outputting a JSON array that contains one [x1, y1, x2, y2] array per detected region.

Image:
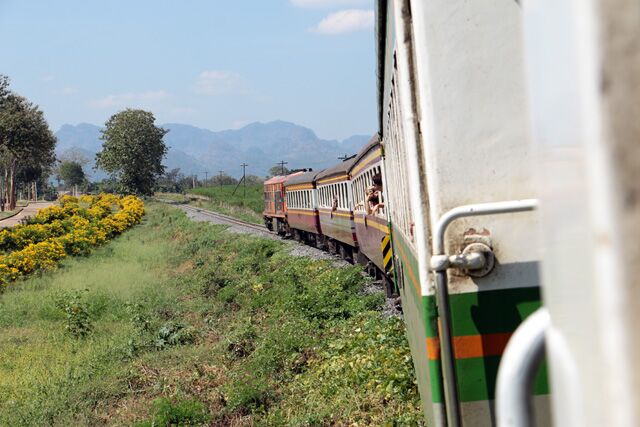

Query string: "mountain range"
[[55, 121, 372, 181]]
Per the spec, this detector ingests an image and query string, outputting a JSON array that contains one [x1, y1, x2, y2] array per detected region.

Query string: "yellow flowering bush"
[[0, 194, 145, 290]]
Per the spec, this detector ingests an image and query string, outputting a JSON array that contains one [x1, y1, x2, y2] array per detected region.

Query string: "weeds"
[[136, 397, 211, 426], [54, 289, 92, 338], [0, 203, 424, 426], [154, 322, 197, 350]]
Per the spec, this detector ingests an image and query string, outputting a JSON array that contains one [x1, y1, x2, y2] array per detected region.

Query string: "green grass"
[[0, 207, 23, 220], [188, 184, 264, 224], [0, 202, 424, 426]]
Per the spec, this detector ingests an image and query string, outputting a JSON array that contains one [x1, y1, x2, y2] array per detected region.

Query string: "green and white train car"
[[376, 1, 549, 425]]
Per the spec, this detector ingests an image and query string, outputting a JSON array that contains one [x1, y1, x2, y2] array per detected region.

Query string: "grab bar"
[[496, 307, 550, 427]]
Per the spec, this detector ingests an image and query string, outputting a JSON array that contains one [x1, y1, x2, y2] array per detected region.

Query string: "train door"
[[508, 1, 640, 426], [385, 0, 548, 426]]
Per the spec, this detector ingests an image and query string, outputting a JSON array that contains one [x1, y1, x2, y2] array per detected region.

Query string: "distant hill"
[[55, 121, 371, 180]]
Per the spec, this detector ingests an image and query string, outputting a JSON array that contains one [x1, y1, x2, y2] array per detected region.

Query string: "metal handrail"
[[496, 307, 550, 427]]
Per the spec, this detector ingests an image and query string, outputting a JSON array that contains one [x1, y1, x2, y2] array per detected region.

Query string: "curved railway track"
[[178, 203, 269, 234]]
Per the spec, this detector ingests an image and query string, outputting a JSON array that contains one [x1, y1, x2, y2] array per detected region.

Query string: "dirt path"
[[0, 202, 53, 228]]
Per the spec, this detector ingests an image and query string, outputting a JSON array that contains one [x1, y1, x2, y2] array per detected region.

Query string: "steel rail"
[[180, 204, 268, 234]]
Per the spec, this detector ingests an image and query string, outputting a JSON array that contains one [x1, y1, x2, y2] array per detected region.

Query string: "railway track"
[[178, 203, 269, 234]]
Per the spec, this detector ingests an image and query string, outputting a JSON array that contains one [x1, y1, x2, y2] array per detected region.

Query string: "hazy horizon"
[[0, 0, 376, 141]]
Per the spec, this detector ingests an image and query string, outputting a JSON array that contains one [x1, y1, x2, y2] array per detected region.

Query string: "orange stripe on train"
[[426, 332, 512, 360]]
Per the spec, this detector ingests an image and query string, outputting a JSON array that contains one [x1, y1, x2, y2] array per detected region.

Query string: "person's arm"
[[371, 201, 385, 216]]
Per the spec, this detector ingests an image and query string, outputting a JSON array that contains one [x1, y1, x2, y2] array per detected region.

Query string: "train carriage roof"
[[348, 134, 381, 175], [264, 170, 306, 186], [315, 157, 358, 183], [264, 175, 287, 185], [285, 170, 319, 187]]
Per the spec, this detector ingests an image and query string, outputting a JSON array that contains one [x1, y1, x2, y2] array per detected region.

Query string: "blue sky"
[[0, 0, 376, 140]]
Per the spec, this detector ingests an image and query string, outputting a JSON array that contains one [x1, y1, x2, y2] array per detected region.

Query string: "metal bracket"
[[430, 242, 494, 277]]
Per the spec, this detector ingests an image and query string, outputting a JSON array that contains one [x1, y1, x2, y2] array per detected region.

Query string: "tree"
[[58, 160, 87, 189], [211, 173, 238, 186], [267, 165, 291, 178], [156, 168, 186, 193], [245, 174, 263, 185], [0, 75, 9, 100], [0, 89, 57, 209], [96, 109, 168, 196]]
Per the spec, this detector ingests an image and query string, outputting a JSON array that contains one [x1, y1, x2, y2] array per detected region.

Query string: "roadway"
[[0, 202, 54, 228]]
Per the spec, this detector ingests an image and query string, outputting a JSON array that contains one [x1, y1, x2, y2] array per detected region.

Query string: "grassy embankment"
[[188, 184, 264, 224], [0, 202, 424, 425]]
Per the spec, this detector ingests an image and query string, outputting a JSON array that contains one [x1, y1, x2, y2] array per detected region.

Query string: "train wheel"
[[382, 273, 397, 298], [293, 229, 302, 242], [339, 244, 354, 263], [306, 233, 315, 247], [327, 239, 337, 255]]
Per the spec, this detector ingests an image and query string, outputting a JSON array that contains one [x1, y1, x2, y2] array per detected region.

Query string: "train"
[[266, 1, 640, 426], [263, 135, 395, 297]]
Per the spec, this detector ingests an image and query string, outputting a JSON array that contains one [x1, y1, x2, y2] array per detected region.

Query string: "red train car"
[[263, 175, 288, 234], [284, 171, 322, 246], [315, 158, 358, 260]]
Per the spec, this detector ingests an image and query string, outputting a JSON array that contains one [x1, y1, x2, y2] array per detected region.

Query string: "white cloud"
[[291, 0, 371, 8], [41, 75, 55, 82], [90, 90, 168, 109], [194, 71, 244, 96], [311, 9, 374, 34]]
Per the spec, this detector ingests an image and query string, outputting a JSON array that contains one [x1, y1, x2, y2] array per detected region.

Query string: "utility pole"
[[277, 160, 288, 175], [241, 163, 248, 197], [218, 170, 224, 187], [204, 171, 209, 186], [192, 174, 196, 189], [232, 163, 248, 197]]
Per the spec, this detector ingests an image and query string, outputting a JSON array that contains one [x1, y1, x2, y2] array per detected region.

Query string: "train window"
[[343, 183, 348, 210], [344, 183, 348, 210], [340, 182, 348, 209]]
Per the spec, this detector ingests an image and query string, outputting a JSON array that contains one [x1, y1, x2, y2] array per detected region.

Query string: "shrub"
[[138, 397, 211, 426], [0, 194, 144, 289], [54, 290, 92, 338], [154, 322, 197, 350]]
